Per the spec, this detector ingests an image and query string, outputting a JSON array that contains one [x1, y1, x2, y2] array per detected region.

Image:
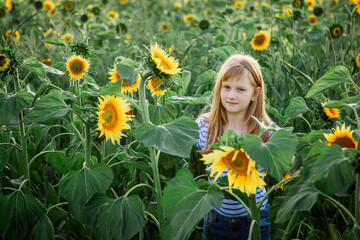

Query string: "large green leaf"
[[30, 212, 55, 240], [305, 66, 351, 98], [310, 145, 355, 194], [84, 193, 112, 228], [162, 169, 223, 240], [135, 116, 199, 158], [324, 95, 360, 108], [58, 163, 113, 221], [43, 37, 67, 46], [22, 57, 47, 80], [93, 195, 147, 240], [149, 103, 178, 125], [0, 90, 33, 126], [24, 90, 70, 124], [181, 70, 191, 91], [242, 130, 298, 181], [166, 94, 210, 105], [0, 191, 45, 240], [276, 181, 319, 223], [45, 151, 72, 174], [194, 70, 216, 86], [41, 62, 65, 75], [116, 59, 142, 87], [284, 97, 309, 122], [210, 46, 237, 60], [0, 147, 9, 171], [99, 79, 123, 96]]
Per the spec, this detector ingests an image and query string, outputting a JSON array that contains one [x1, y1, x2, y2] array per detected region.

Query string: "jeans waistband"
[[208, 205, 269, 224]]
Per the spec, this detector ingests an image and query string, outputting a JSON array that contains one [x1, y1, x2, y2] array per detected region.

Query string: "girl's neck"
[[223, 113, 247, 135]]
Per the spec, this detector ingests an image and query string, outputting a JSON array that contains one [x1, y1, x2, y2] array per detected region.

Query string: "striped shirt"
[[196, 116, 268, 217]]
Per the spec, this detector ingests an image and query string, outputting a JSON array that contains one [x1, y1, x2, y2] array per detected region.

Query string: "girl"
[[196, 54, 271, 240]]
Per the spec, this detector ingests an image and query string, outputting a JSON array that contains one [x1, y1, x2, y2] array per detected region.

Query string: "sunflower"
[[108, 11, 118, 18], [168, 48, 175, 55], [5, 30, 20, 42], [0, 52, 11, 72], [324, 123, 358, 149], [329, 24, 343, 38], [62, 33, 73, 44], [323, 102, 339, 119], [308, 14, 317, 24], [6, 0, 12, 11], [108, 65, 140, 94], [64, 1, 74, 11], [199, 19, 210, 30], [97, 95, 133, 144], [275, 173, 291, 191], [148, 77, 166, 96], [120, 0, 128, 4], [174, 3, 181, 9], [43, 0, 55, 14], [356, 53, 360, 69], [0, 8, 6, 18], [150, 42, 181, 75], [293, 0, 303, 8], [332, 0, 338, 3], [234, 1, 243, 8], [313, 6, 323, 16], [66, 55, 90, 80], [42, 58, 52, 66], [250, 30, 270, 51], [126, 33, 131, 39], [306, 0, 315, 10], [200, 146, 266, 196], [183, 14, 194, 22], [162, 23, 169, 32]]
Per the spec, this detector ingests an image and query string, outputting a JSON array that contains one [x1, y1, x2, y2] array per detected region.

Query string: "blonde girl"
[[196, 54, 271, 240]]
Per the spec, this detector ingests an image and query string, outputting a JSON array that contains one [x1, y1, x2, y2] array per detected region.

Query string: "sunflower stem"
[[84, 122, 91, 166], [282, 211, 299, 240], [355, 174, 360, 224], [13, 71, 30, 194], [249, 194, 261, 240], [138, 69, 164, 235]]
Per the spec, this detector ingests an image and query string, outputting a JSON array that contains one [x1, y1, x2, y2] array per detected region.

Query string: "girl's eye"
[[223, 85, 230, 89], [237, 88, 244, 91]]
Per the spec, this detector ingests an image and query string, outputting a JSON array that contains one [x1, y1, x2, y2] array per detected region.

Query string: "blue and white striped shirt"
[[196, 116, 268, 217]]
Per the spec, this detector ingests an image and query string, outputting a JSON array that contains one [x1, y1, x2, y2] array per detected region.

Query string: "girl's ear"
[[252, 87, 261, 101]]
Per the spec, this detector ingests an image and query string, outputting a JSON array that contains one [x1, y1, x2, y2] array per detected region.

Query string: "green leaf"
[[41, 62, 65, 75], [43, 37, 67, 46], [1, 191, 45, 240], [284, 97, 309, 122], [84, 193, 112, 228], [166, 93, 211, 105], [252, 117, 293, 137], [24, 90, 70, 124], [194, 70, 216, 86], [22, 57, 47, 80], [99, 78, 123, 96], [266, 105, 284, 121], [325, 95, 360, 108], [58, 163, 113, 221], [302, 130, 328, 143], [210, 46, 237, 60], [242, 130, 298, 181], [116, 59, 142, 87], [0, 90, 33, 126], [135, 116, 199, 158], [30, 212, 55, 240], [149, 103, 178, 125], [45, 151, 72, 174], [93, 195, 147, 240], [310, 145, 355, 194], [181, 70, 191, 91], [162, 169, 223, 240], [276, 180, 319, 223], [305, 66, 351, 98], [0, 147, 9, 171]]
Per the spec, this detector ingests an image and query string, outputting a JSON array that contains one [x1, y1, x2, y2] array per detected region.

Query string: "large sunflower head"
[[329, 24, 343, 38], [250, 30, 270, 51], [308, 14, 317, 24], [97, 95, 133, 144], [66, 55, 90, 80], [0, 47, 19, 80], [148, 77, 166, 96], [355, 53, 360, 69], [201, 146, 266, 196], [43, 0, 55, 14], [323, 102, 339, 119], [293, 0, 303, 8], [306, 0, 315, 10], [150, 42, 181, 76], [108, 65, 140, 94], [324, 123, 358, 149]]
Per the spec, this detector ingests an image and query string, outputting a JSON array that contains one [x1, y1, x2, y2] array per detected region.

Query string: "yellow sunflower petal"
[[66, 55, 90, 80]]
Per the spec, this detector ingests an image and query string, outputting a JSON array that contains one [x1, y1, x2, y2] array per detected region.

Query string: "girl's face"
[[220, 74, 260, 117]]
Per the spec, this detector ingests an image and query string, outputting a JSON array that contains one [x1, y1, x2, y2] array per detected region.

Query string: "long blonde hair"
[[202, 54, 271, 152]]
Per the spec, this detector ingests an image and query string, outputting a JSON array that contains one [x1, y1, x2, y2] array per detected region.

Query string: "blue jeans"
[[202, 204, 270, 240]]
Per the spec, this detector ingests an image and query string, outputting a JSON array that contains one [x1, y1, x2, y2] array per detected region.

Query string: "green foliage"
[[116, 59, 142, 87], [0, 90, 33, 125]]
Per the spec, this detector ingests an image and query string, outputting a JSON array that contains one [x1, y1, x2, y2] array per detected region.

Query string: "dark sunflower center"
[[104, 110, 113, 123], [223, 150, 249, 175], [0, 56, 7, 67], [255, 35, 265, 45], [70, 61, 84, 74], [122, 79, 130, 87], [65, 2, 74, 11], [152, 78, 162, 89], [294, 0, 301, 7], [333, 27, 341, 36], [329, 108, 337, 115], [334, 137, 355, 149]]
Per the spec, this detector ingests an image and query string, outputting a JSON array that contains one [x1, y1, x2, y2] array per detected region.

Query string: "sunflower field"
[[1, 0, 360, 239]]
